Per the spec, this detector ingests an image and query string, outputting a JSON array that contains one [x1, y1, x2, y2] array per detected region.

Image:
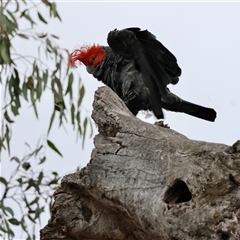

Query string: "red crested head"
[[69, 44, 106, 68]]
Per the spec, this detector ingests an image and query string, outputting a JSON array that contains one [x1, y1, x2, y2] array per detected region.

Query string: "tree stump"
[[40, 86, 240, 240]]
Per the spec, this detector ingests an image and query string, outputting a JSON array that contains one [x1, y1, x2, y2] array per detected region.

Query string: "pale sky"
[[1, 2, 240, 238]]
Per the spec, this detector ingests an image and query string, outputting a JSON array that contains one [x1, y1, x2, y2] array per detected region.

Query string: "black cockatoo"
[[69, 27, 216, 122]]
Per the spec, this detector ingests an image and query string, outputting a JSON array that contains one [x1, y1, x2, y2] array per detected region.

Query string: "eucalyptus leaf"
[[47, 140, 63, 157]]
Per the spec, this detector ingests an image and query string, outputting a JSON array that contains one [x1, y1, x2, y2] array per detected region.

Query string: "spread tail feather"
[[163, 99, 217, 122], [181, 101, 217, 122]]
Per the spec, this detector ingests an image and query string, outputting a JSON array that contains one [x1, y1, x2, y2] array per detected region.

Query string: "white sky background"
[[1, 1, 240, 239]]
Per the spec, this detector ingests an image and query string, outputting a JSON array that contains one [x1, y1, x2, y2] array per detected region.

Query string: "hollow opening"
[[163, 179, 192, 204]]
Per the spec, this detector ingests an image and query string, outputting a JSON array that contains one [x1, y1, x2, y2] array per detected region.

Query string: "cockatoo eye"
[[86, 65, 94, 74]]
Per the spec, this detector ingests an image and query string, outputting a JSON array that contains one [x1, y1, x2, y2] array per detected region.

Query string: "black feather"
[[78, 27, 217, 122]]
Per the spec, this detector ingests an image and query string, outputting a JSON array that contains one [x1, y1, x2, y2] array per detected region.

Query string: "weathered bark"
[[40, 86, 240, 240]]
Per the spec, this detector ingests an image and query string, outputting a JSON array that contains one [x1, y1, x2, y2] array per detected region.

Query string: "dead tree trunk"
[[40, 86, 240, 240]]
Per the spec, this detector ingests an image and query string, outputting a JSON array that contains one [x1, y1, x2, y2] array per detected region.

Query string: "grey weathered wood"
[[40, 86, 240, 240]]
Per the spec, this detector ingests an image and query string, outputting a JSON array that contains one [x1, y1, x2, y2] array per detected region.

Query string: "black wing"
[[126, 27, 181, 84], [107, 27, 181, 119]]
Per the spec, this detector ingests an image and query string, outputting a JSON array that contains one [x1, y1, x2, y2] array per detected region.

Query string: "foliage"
[[0, 0, 93, 239], [0, 144, 60, 240]]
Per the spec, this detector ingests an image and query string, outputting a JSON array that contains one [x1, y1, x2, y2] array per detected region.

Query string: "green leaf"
[[34, 207, 44, 220], [22, 82, 28, 101], [2, 206, 14, 217], [20, 216, 28, 233], [8, 218, 20, 226], [8, 69, 21, 117], [0, 225, 7, 234], [0, 43, 11, 63], [30, 88, 38, 118], [38, 33, 48, 39], [54, 94, 65, 112], [17, 178, 23, 186], [82, 117, 88, 148], [39, 156, 46, 164], [27, 76, 34, 89], [38, 171, 44, 184], [89, 118, 94, 138], [21, 11, 36, 27], [5, 226, 14, 238], [42, 0, 50, 6], [11, 156, 20, 163], [47, 140, 63, 157], [11, 104, 19, 116], [77, 85, 85, 108], [6, 10, 18, 26], [13, 68, 21, 93], [52, 77, 65, 112], [1, 13, 18, 35], [29, 197, 40, 206], [22, 162, 31, 171], [46, 38, 57, 55], [36, 77, 42, 100], [4, 125, 10, 155], [52, 171, 58, 176], [50, 2, 62, 21], [0, 138, 6, 153], [51, 34, 59, 39], [71, 104, 75, 125], [65, 72, 73, 97], [76, 111, 82, 135], [37, 12, 48, 24], [27, 214, 36, 223], [4, 111, 14, 123], [0, 177, 8, 187], [18, 33, 29, 39], [47, 110, 55, 135], [25, 179, 39, 193], [48, 178, 58, 185], [42, 70, 48, 90]]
